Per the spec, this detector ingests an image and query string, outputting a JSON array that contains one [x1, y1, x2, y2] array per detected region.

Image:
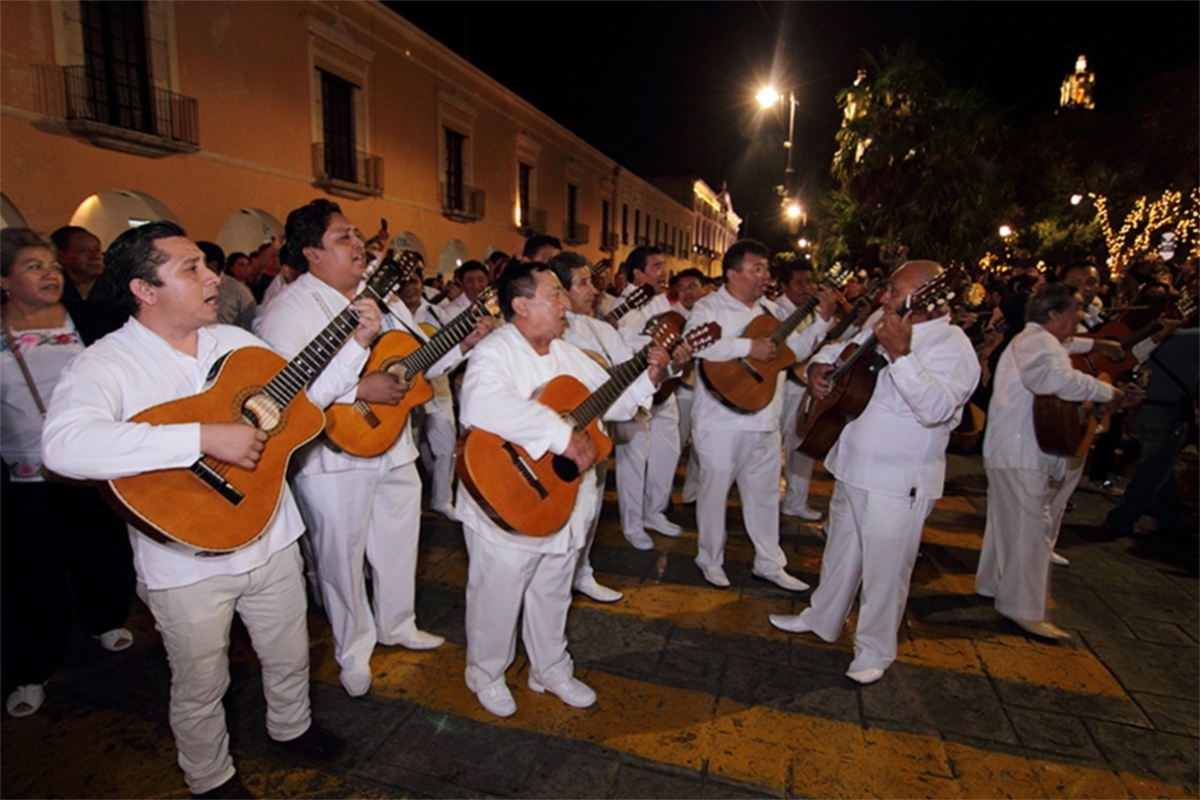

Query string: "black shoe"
[[193, 774, 254, 799], [273, 723, 348, 764]]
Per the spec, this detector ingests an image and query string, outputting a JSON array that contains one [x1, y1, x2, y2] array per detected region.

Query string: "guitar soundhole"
[[552, 454, 579, 482], [233, 388, 286, 436]]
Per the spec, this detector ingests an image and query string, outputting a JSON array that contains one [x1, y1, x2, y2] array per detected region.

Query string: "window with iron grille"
[[622, 204, 629, 244], [320, 69, 357, 183], [81, 0, 152, 134], [445, 127, 466, 211], [602, 199, 611, 244], [519, 162, 532, 227], [567, 184, 579, 232]]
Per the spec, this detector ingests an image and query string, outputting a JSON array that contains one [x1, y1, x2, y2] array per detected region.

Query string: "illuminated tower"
[[1059, 54, 1096, 110]]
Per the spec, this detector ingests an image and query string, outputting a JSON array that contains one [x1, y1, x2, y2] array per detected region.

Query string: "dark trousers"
[[1104, 405, 1190, 534], [1, 479, 134, 687]]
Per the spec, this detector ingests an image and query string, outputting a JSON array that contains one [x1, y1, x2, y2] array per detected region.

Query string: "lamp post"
[[757, 86, 802, 229]]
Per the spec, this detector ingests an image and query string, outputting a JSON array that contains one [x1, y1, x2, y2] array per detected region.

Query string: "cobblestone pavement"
[[3, 451, 1197, 798]]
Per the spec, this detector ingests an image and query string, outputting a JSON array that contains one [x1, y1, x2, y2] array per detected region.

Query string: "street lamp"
[[758, 84, 801, 230]]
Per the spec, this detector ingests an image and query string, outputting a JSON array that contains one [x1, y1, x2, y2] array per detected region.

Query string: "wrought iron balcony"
[[517, 207, 548, 236], [563, 221, 589, 246], [440, 183, 485, 222], [61, 65, 199, 157], [313, 143, 384, 199]]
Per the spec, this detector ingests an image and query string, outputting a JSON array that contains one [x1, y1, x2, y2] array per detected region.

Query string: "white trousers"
[[677, 388, 701, 503], [293, 459, 424, 690], [692, 429, 788, 574], [977, 467, 1055, 622], [462, 527, 578, 693], [575, 459, 608, 585], [1050, 456, 1085, 547], [421, 404, 459, 510], [781, 386, 815, 510], [613, 398, 681, 533], [798, 482, 934, 673], [141, 544, 310, 795]]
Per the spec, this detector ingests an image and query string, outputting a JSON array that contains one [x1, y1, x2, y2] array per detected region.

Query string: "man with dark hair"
[[259, 200, 491, 698], [456, 260, 668, 717], [486, 249, 510, 281], [50, 225, 105, 303], [521, 234, 561, 264], [608, 246, 692, 549], [197, 240, 256, 331], [684, 240, 834, 590], [977, 281, 1137, 640], [672, 268, 707, 506], [43, 220, 353, 798], [442, 259, 490, 317]]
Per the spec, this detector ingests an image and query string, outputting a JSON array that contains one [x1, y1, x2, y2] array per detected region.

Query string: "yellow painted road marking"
[[312, 629, 1188, 799]]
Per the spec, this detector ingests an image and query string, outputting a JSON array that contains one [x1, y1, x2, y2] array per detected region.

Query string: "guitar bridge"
[[354, 400, 382, 428], [190, 460, 245, 506], [501, 442, 549, 500]]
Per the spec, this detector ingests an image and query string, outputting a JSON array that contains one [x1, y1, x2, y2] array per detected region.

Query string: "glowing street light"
[[756, 87, 782, 108], [998, 224, 1013, 238], [1070, 194, 1084, 206], [785, 201, 803, 220], [757, 84, 801, 230]]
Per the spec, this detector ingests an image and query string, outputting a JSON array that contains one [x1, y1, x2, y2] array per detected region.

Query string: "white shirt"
[[984, 321, 1116, 479], [41, 318, 305, 590], [615, 284, 674, 352], [563, 310, 635, 369], [814, 315, 980, 499], [685, 286, 831, 433], [457, 324, 655, 554]]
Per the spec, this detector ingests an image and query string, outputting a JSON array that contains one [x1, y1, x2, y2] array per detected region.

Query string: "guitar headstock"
[[365, 249, 421, 299], [823, 262, 855, 292], [684, 321, 721, 353], [625, 283, 656, 310], [907, 266, 966, 315], [643, 311, 683, 352], [475, 285, 502, 318]]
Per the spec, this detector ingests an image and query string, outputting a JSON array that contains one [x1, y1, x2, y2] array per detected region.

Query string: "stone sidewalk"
[[2, 452, 1197, 798]]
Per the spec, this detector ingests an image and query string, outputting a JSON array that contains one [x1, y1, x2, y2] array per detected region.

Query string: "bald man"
[[770, 261, 980, 685]]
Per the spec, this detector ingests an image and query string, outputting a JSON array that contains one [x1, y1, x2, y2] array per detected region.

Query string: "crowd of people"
[[1, 202, 1195, 797]]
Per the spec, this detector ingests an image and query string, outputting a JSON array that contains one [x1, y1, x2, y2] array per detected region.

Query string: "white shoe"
[[476, 683, 516, 717], [699, 564, 731, 588], [1050, 551, 1070, 567], [384, 629, 445, 650], [6, 684, 45, 717], [340, 670, 372, 698], [430, 503, 458, 521], [782, 505, 822, 521], [1005, 616, 1072, 641], [768, 613, 812, 634], [624, 528, 654, 551], [573, 575, 623, 603], [846, 666, 886, 685], [528, 676, 596, 708], [645, 513, 683, 537], [752, 569, 810, 592], [93, 628, 134, 652]]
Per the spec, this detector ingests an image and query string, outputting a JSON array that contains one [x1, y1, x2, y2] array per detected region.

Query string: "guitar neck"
[[262, 284, 383, 406], [570, 348, 651, 430], [605, 287, 650, 325], [402, 301, 489, 377], [1119, 319, 1163, 351], [822, 305, 860, 345], [828, 332, 880, 383], [770, 294, 821, 345]]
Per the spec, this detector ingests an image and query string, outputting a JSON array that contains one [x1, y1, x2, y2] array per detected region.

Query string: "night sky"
[[387, 1, 1199, 240]]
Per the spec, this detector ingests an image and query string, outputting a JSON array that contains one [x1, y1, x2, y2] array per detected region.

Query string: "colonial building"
[[1, 1, 732, 277], [652, 177, 743, 275]]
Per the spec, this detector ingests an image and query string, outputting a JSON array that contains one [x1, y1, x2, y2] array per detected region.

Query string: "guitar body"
[[699, 314, 796, 412], [1033, 374, 1112, 458], [324, 330, 435, 458], [108, 347, 326, 552], [796, 342, 879, 459], [1071, 321, 1137, 378], [455, 375, 613, 537]]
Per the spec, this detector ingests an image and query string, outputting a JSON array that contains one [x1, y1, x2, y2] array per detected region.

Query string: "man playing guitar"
[[683, 240, 835, 591], [771, 260, 979, 685], [456, 262, 669, 718], [42, 222, 351, 797]]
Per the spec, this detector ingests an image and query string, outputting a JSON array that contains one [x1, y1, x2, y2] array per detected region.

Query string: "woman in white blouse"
[[0, 228, 133, 718]]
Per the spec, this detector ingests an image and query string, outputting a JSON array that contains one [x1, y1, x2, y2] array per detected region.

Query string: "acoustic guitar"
[[456, 313, 720, 537], [798, 267, 964, 459], [1071, 290, 1195, 380], [107, 251, 417, 553], [1033, 372, 1113, 458], [603, 283, 655, 328], [700, 264, 852, 413], [324, 287, 501, 457]]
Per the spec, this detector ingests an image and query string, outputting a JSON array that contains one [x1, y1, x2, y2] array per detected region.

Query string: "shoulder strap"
[[3, 320, 47, 415]]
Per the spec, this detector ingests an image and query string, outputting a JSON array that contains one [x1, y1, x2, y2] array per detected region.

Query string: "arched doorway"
[[437, 239, 470, 279], [1, 193, 29, 229], [69, 189, 182, 249], [216, 208, 284, 258], [388, 231, 429, 266]]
